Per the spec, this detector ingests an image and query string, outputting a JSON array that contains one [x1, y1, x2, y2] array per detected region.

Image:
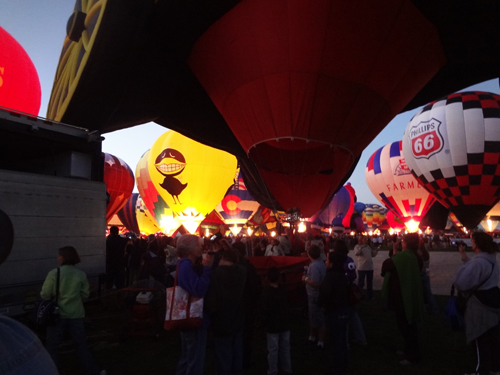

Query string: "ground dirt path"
[[363, 250, 500, 295]]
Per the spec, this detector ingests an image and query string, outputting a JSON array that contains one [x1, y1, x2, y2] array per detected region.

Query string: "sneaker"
[[100, 370, 107, 375]]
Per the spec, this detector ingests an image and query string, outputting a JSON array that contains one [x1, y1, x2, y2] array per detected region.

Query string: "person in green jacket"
[[381, 233, 424, 366], [41, 246, 105, 375]]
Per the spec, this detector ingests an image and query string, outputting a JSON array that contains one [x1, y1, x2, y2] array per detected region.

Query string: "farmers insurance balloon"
[[148, 130, 237, 234], [188, 0, 444, 217], [365, 141, 435, 232], [402, 91, 500, 229]]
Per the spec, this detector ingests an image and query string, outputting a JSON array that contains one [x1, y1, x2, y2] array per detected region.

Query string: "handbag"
[[164, 263, 203, 331], [448, 259, 496, 318], [35, 268, 60, 328], [348, 283, 363, 305], [445, 293, 465, 332]]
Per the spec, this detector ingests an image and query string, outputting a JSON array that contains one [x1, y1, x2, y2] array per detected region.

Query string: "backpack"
[[343, 256, 357, 283], [35, 268, 60, 328]]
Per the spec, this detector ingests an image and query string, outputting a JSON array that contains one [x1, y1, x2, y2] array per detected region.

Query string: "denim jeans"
[[213, 330, 244, 375], [357, 270, 373, 299], [421, 272, 439, 314], [176, 327, 208, 375], [266, 331, 292, 375], [326, 306, 354, 375], [348, 310, 366, 344], [45, 318, 100, 375]]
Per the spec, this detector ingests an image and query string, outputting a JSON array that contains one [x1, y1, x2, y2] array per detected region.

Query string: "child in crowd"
[[259, 267, 292, 375]]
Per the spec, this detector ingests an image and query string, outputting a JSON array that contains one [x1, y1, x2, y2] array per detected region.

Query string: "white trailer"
[[0, 110, 106, 316]]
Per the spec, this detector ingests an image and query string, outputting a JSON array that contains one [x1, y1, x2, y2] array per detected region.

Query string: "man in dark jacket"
[[105, 226, 127, 290], [233, 241, 262, 368], [381, 233, 424, 365], [259, 267, 292, 375], [205, 247, 246, 375]]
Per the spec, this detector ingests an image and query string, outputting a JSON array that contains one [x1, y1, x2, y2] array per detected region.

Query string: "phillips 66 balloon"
[[402, 91, 500, 229], [366, 141, 435, 232], [148, 130, 238, 234]]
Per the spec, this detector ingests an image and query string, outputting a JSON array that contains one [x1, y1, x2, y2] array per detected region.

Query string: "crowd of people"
[[2, 226, 499, 375]]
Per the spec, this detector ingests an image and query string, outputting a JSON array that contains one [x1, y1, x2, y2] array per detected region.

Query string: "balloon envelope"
[[136, 149, 178, 233], [104, 153, 134, 223], [216, 171, 260, 226], [402, 91, 500, 229], [0, 26, 41, 115], [147, 130, 237, 233], [117, 193, 140, 234], [189, 0, 444, 216], [312, 185, 353, 230]]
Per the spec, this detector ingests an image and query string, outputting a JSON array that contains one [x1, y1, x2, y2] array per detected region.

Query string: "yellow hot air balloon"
[[148, 130, 237, 234], [136, 196, 162, 235], [136, 149, 181, 235]]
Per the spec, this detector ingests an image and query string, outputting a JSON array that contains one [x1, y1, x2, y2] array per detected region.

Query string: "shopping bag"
[[164, 263, 203, 330]]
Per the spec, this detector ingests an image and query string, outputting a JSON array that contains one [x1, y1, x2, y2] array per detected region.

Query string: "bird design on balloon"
[[154, 148, 188, 204]]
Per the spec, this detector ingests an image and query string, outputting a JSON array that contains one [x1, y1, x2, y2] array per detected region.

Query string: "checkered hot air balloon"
[[402, 91, 500, 229], [365, 141, 435, 232]]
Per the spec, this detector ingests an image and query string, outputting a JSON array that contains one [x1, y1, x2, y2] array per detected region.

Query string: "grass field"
[[45, 289, 476, 375]]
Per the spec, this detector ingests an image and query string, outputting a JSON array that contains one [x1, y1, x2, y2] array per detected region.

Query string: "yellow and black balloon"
[[148, 130, 237, 234]]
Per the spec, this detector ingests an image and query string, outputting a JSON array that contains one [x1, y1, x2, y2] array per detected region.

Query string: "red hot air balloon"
[[402, 91, 500, 229], [189, 0, 445, 216], [342, 183, 356, 229], [0, 27, 41, 115], [104, 153, 134, 223]]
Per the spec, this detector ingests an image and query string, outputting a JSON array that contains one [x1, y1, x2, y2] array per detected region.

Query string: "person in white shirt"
[[265, 238, 285, 256], [353, 235, 378, 300]]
